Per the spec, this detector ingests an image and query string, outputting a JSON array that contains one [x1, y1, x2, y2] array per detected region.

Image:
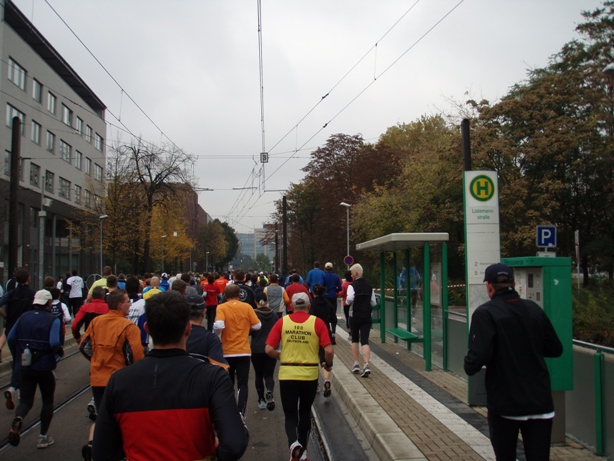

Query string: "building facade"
[[0, 0, 107, 288]]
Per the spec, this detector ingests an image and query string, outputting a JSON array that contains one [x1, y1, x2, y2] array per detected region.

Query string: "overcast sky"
[[12, 0, 603, 232]]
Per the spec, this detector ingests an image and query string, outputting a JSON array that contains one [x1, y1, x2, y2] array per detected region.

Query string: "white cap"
[[325, 262, 333, 269], [33, 290, 52, 306], [292, 292, 311, 309]]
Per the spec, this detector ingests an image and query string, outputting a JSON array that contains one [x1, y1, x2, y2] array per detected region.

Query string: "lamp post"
[[206, 251, 210, 273], [99, 215, 108, 275], [161, 235, 167, 272], [340, 202, 351, 268]]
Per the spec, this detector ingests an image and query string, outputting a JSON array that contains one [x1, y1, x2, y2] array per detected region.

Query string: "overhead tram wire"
[[43, 0, 182, 152], [229, 0, 465, 228], [228, 0, 425, 228]]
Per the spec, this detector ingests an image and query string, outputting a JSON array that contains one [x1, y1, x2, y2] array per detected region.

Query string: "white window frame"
[[94, 163, 103, 181], [85, 125, 92, 143], [85, 157, 92, 175], [32, 79, 42, 103], [8, 58, 26, 90], [74, 184, 82, 204], [76, 117, 83, 136], [95, 133, 104, 152], [75, 151, 83, 170], [46, 131, 55, 153], [30, 163, 40, 187], [47, 92, 56, 114], [45, 170, 54, 193], [59, 140, 71, 164], [31, 120, 41, 145], [62, 104, 73, 127], [6, 104, 25, 135], [59, 177, 71, 199]]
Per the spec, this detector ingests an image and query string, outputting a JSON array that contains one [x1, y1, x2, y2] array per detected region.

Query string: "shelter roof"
[[356, 233, 449, 252]]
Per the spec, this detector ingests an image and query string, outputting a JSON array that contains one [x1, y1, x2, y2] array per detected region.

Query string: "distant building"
[[231, 226, 276, 270], [0, 0, 107, 287]]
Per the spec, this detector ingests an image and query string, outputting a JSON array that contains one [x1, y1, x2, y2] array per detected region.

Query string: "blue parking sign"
[[536, 225, 556, 248]]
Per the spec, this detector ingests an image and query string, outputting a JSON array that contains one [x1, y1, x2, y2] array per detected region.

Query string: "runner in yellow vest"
[[265, 292, 333, 461]]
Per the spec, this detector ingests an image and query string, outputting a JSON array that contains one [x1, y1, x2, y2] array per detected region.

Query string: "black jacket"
[[464, 288, 563, 416], [351, 277, 373, 320]]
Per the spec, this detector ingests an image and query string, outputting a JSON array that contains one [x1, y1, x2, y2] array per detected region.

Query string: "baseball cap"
[[483, 263, 514, 284], [33, 289, 52, 306], [185, 292, 205, 310], [325, 262, 333, 269], [292, 292, 310, 308], [161, 272, 168, 279]]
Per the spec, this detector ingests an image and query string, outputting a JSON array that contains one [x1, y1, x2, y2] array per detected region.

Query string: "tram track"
[[0, 347, 90, 452]]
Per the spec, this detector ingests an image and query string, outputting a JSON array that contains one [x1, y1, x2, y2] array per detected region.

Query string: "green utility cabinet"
[[502, 256, 573, 444], [501, 256, 573, 391]]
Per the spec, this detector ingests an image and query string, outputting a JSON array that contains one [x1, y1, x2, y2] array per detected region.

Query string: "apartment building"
[[0, 0, 107, 287]]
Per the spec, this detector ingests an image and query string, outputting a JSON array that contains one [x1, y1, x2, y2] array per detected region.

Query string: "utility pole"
[[282, 196, 287, 276], [8, 117, 21, 277]]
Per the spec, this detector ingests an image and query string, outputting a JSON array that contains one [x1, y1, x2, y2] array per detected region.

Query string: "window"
[[62, 104, 73, 126], [47, 92, 56, 114], [31, 121, 41, 144], [95, 133, 104, 152], [74, 185, 82, 204], [85, 125, 92, 143], [75, 151, 83, 170], [94, 163, 103, 181], [4, 151, 10, 177], [95, 195, 102, 209], [8, 58, 26, 90], [30, 163, 40, 187], [32, 79, 42, 103], [84, 189, 92, 208], [6, 104, 25, 134], [46, 131, 55, 153], [59, 177, 71, 199], [76, 117, 83, 135], [45, 170, 54, 193], [85, 157, 92, 175], [59, 140, 71, 163]]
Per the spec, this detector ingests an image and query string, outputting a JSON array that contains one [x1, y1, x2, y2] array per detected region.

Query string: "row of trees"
[[270, 2, 614, 283], [69, 139, 239, 275]]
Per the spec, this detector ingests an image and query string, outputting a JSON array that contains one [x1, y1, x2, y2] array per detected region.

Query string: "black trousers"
[[17, 369, 56, 435], [250, 352, 276, 400], [280, 379, 318, 448], [488, 412, 553, 461], [226, 356, 251, 416]]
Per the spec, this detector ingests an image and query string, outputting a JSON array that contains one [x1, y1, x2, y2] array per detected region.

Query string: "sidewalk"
[[330, 323, 606, 461]]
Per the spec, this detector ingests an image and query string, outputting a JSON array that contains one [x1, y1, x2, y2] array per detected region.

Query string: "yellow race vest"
[[279, 315, 320, 381]]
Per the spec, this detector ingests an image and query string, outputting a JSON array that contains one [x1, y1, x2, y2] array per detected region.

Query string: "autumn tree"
[[111, 140, 195, 273]]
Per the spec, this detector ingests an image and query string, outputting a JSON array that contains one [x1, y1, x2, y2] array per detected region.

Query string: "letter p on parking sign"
[[536, 225, 556, 248]]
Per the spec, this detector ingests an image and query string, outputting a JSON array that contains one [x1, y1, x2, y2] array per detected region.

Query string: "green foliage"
[[572, 283, 614, 347]]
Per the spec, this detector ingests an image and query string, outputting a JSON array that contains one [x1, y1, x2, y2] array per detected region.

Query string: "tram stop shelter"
[[356, 232, 449, 371]]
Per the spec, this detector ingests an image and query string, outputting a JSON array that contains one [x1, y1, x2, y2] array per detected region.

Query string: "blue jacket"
[[8, 308, 61, 371], [323, 271, 342, 298]]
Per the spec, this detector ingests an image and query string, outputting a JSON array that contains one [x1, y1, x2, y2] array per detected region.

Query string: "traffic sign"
[[536, 225, 556, 248], [344, 255, 354, 266]]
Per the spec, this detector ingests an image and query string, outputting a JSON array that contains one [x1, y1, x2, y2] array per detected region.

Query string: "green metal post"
[[424, 243, 431, 371], [595, 351, 604, 456], [405, 249, 411, 328], [442, 243, 448, 371], [393, 252, 398, 343], [380, 251, 386, 343]]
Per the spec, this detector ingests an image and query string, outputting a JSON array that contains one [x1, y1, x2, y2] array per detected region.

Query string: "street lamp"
[[340, 202, 351, 268], [99, 214, 108, 275], [206, 251, 210, 273], [161, 235, 167, 272]]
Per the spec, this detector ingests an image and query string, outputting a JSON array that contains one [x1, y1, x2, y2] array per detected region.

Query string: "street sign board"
[[537, 225, 556, 248], [343, 255, 354, 266]]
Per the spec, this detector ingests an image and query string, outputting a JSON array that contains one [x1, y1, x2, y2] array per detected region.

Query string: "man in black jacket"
[[93, 290, 248, 461], [464, 263, 563, 461]]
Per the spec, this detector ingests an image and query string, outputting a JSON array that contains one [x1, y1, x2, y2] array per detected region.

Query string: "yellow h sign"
[[470, 175, 495, 202]]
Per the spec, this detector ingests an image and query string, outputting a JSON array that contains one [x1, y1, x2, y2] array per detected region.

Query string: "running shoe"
[[352, 362, 360, 374], [289, 441, 304, 461], [266, 390, 275, 411], [4, 387, 15, 410], [361, 364, 371, 378], [300, 449, 311, 461], [87, 397, 97, 421], [323, 380, 331, 398], [37, 434, 55, 449], [258, 398, 267, 410], [331, 333, 336, 345], [8, 416, 23, 446]]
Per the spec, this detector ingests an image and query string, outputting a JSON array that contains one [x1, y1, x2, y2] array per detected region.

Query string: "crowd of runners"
[[0, 260, 377, 461]]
